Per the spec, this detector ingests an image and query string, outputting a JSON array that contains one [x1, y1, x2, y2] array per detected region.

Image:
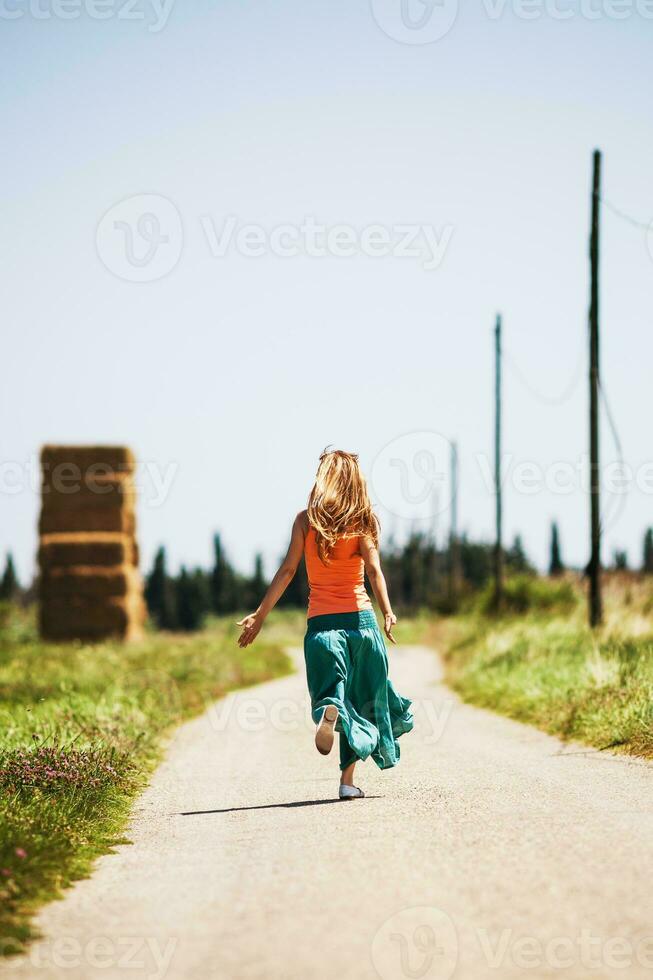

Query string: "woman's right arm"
[[359, 534, 397, 645]]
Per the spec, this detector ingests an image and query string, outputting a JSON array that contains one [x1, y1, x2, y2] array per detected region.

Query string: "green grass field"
[[0, 604, 301, 956], [440, 575, 653, 759]]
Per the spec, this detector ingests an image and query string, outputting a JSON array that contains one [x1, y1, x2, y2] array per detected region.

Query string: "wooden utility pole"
[[493, 315, 504, 610], [448, 440, 461, 605], [588, 149, 603, 627]]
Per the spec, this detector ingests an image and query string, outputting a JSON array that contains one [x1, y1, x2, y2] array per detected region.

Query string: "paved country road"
[[4, 646, 653, 980]]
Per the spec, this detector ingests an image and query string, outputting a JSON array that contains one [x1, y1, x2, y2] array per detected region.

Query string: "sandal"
[[315, 704, 338, 756], [339, 784, 365, 800]]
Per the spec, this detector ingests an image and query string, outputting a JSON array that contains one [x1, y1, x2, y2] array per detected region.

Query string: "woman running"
[[237, 449, 413, 799]]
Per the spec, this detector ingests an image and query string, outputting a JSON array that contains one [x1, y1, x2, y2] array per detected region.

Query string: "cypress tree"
[[506, 534, 531, 574], [459, 535, 493, 589], [0, 553, 19, 601], [549, 522, 564, 577], [176, 567, 207, 631], [400, 535, 426, 607], [248, 553, 266, 608], [643, 529, 653, 574], [144, 546, 177, 630], [278, 556, 309, 608], [613, 550, 628, 571], [211, 533, 236, 614]]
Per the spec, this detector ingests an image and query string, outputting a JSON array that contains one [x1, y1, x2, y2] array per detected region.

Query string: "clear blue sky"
[[2, 0, 653, 582]]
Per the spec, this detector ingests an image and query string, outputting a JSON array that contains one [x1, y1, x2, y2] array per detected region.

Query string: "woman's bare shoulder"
[[295, 510, 310, 532]]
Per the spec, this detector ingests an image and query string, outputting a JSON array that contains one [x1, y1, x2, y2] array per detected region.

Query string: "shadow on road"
[[179, 797, 382, 815]]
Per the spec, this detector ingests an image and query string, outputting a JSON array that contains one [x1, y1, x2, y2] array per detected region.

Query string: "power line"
[[504, 343, 585, 407], [599, 196, 652, 232], [598, 376, 628, 537], [505, 344, 625, 533], [599, 378, 624, 463], [498, 193, 648, 412]]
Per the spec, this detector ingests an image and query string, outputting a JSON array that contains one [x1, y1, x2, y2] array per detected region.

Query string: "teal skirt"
[[304, 610, 413, 771]]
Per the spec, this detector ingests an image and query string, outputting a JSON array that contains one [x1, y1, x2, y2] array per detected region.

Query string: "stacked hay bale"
[[38, 446, 146, 642]]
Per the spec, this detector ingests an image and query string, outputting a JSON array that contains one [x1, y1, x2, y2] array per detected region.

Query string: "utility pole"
[[588, 149, 603, 627], [448, 440, 460, 606], [493, 315, 503, 611]]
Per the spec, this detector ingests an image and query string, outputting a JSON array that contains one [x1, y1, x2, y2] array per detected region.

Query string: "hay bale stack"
[[39, 533, 139, 569], [38, 446, 145, 642], [41, 445, 135, 474], [39, 595, 145, 642], [40, 473, 136, 507], [39, 507, 136, 536], [40, 566, 141, 599]]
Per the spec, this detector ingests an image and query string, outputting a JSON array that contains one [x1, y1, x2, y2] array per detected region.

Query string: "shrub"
[[477, 575, 578, 616]]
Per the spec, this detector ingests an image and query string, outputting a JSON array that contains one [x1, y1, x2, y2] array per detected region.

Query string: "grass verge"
[[0, 603, 299, 956], [439, 575, 653, 759]]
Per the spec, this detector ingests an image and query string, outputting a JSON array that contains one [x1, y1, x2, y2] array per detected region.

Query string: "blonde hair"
[[307, 449, 379, 563]]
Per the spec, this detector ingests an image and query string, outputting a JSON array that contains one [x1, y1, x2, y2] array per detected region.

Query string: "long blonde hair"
[[307, 449, 379, 563]]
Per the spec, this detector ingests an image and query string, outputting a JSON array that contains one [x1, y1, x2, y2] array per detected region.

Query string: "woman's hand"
[[384, 612, 397, 645], [237, 612, 263, 648]]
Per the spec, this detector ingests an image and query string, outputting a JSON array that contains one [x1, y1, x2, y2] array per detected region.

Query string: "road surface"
[[5, 645, 653, 980]]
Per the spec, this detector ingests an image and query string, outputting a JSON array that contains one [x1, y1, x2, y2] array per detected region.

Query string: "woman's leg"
[[340, 760, 357, 787]]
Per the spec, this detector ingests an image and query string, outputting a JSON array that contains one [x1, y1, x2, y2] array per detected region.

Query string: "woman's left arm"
[[360, 533, 397, 645], [237, 511, 307, 648]]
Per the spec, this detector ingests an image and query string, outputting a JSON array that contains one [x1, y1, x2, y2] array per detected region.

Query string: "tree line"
[[141, 523, 653, 632], [2, 522, 653, 630]]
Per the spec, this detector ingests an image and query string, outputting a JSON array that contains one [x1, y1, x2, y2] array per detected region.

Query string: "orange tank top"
[[304, 526, 373, 619]]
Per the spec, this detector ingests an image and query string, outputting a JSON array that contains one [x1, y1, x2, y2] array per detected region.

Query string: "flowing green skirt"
[[304, 610, 413, 771]]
